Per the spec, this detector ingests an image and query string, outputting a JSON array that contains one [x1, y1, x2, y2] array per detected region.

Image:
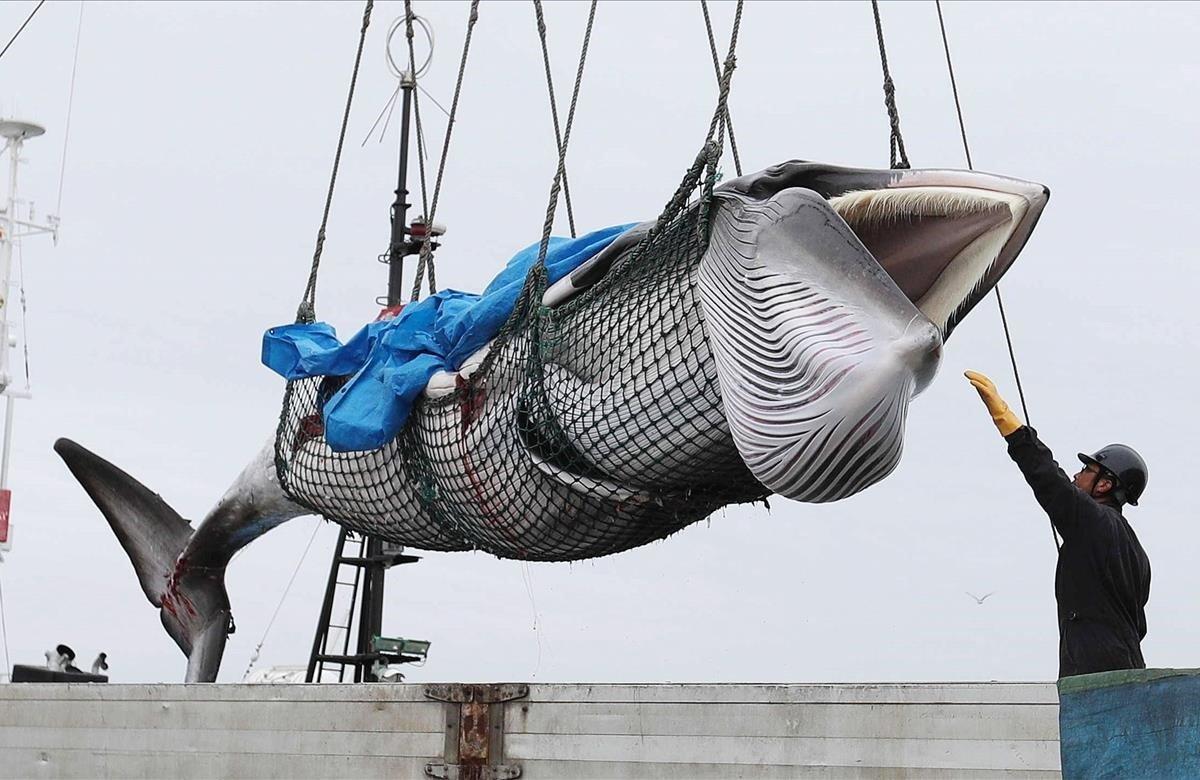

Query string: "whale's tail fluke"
[[54, 438, 237, 682]]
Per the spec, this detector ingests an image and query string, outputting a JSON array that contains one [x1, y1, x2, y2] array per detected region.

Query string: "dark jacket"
[[1005, 426, 1150, 678]]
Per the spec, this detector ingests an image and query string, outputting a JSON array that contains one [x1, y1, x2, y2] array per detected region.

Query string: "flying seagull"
[[966, 591, 995, 605]]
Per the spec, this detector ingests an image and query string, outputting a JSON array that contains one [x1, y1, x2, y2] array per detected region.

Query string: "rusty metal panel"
[[425, 684, 527, 780]]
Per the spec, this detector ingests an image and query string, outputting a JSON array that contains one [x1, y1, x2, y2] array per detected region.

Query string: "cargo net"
[[274, 151, 769, 561]]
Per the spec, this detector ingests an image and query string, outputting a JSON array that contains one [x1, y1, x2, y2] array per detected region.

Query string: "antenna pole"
[[308, 23, 430, 683], [386, 74, 415, 307], [0, 133, 20, 400]]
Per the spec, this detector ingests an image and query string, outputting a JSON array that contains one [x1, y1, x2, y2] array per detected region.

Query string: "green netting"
[[273, 147, 767, 562]]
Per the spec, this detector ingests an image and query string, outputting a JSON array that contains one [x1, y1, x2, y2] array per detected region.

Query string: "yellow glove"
[[965, 370, 1023, 437]]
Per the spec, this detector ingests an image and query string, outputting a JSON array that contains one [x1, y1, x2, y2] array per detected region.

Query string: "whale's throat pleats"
[[698, 188, 942, 502]]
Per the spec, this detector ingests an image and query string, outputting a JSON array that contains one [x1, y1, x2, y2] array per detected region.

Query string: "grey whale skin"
[[55, 161, 1048, 681]]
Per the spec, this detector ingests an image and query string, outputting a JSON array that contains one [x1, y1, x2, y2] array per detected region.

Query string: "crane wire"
[[934, 1, 1046, 549], [0, 0, 45, 63], [934, 0, 1031, 426], [54, 1, 84, 218], [243, 517, 323, 679]]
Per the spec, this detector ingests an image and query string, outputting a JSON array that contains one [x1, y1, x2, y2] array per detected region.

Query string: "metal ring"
[[387, 14, 434, 81]]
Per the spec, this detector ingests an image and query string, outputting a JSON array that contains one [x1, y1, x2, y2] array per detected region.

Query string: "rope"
[[870, 0, 910, 169], [55, 1, 84, 217], [532, 0, 598, 277], [243, 518, 323, 680], [296, 0, 374, 325], [404, 1, 433, 224], [703, 1, 743, 150], [0, 0, 45, 63], [699, 0, 742, 177], [410, 0, 482, 303], [397, 0, 433, 302], [533, 0, 578, 238]]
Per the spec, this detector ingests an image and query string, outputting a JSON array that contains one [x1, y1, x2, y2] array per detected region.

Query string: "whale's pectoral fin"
[[698, 188, 944, 503], [54, 438, 239, 682]]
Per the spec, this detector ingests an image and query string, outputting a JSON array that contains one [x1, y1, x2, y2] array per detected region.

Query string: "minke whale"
[[55, 161, 1048, 681]]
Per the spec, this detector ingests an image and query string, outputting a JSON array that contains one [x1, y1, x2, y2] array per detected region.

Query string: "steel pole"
[[364, 537, 386, 682]]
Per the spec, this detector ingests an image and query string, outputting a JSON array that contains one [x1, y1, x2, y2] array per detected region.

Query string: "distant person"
[[44, 644, 79, 673], [965, 370, 1151, 678]]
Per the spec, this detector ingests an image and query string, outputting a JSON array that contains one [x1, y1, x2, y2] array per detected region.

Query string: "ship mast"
[[0, 119, 58, 558]]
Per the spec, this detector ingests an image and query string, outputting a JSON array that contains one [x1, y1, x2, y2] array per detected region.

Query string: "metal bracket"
[[424, 684, 528, 780], [424, 765, 520, 780], [424, 684, 529, 704]]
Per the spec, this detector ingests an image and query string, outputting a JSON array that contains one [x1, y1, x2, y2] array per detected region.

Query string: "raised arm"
[[1003, 426, 1100, 538], [965, 370, 1100, 539]]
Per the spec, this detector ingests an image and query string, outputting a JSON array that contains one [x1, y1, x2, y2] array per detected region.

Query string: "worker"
[[965, 370, 1150, 678]]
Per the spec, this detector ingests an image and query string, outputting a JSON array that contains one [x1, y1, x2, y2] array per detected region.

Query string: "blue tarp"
[[263, 224, 635, 452]]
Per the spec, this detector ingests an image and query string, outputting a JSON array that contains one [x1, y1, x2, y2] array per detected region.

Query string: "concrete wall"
[[0, 682, 1061, 778]]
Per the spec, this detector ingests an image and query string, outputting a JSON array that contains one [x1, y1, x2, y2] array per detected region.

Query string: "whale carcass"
[[55, 161, 1048, 681]]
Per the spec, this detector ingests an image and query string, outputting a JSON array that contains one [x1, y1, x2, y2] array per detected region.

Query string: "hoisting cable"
[[700, 0, 742, 177], [296, 0, 374, 324], [533, 0, 579, 238], [870, 0, 910, 169], [0, 0, 45, 63], [934, 0, 1031, 425], [532, 0, 598, 271], [934, 0, 1047, 547], [409, 0, 482, 303], [55, 1, 84, 218]]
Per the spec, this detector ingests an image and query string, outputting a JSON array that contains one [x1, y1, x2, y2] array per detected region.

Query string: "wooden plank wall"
[[0, 682, 1060, 778]]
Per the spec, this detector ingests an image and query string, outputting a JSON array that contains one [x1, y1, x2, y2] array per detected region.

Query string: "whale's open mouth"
[[718, 162, 1049, 341], [830, 185, 1028, 338]]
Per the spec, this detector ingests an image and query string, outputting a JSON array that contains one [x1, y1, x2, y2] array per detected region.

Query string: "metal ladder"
[[305, 530, 419, 682]]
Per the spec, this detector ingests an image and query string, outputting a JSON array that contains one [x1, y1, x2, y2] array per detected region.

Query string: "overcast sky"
[[0, 0, 1196, 685]]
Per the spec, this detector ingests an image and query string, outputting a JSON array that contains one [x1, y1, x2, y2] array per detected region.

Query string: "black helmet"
[[1078, 444, 1148, 506]]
